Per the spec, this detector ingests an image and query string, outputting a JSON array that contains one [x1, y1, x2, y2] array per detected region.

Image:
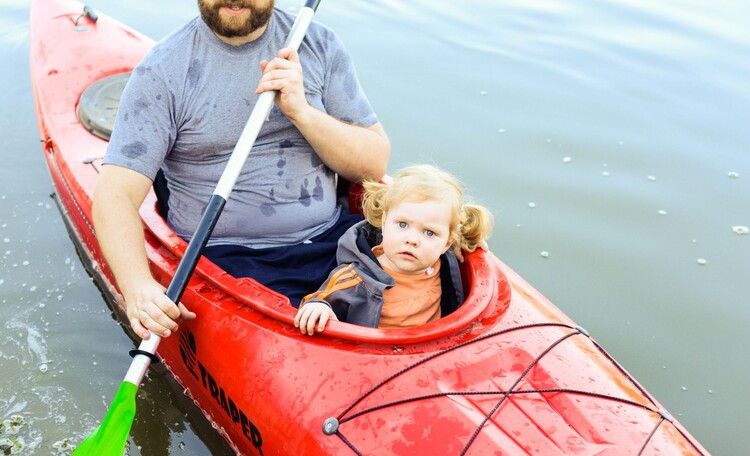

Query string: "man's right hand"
[[123, 277, 196, 340]]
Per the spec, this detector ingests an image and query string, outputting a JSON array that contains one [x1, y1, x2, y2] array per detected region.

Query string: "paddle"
[[73, 1, 322, 453]]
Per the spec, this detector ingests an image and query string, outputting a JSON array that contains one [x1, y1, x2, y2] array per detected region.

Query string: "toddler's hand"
[[294, 301, 338, 336]]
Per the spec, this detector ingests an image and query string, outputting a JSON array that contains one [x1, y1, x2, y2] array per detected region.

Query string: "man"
[[92, 0, 390, 341]]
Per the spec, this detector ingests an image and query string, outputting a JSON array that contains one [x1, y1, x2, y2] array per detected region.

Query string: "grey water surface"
[[1, 0, 748, 454]]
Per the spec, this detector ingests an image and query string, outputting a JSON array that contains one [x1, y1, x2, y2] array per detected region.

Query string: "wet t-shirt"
[[104, 9, 378, 248]]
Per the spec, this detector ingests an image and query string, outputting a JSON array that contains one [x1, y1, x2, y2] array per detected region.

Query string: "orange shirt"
[[374, 246, 442, 329]]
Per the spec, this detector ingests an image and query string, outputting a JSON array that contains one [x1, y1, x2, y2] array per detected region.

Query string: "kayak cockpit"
[[78, 73, 512, 345]]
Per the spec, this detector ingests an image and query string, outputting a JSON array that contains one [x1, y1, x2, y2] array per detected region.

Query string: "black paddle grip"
[[165, 194, 226, 304]]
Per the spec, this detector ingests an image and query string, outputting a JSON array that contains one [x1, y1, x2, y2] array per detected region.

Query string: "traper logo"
[[179, 330, 264, 455]]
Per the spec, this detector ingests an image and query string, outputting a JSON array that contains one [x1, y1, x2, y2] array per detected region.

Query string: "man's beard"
[[198, 0, 274, 38]]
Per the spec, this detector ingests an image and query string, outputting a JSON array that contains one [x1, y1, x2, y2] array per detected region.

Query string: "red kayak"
[[29, 0, 708, 454]]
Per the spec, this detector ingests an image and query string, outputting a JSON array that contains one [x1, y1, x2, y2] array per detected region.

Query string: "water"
[[2, 0, 748, 454]]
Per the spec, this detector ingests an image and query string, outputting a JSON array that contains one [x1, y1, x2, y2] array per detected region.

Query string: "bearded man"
[[93, 0, 390, 340]]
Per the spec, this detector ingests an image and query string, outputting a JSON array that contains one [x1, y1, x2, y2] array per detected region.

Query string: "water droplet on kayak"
[[647, 175, 656, 181], [658, 210, 667, 216], [528, 202, 536, 208]]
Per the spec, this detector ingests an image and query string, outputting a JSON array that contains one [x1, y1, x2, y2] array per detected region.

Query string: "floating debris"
[[2, 416, 26, 435], [732, 226, 748, 235], [602, 171, 610, 177], [727, 171, 739, 179], [647, 175, 656, 181], [696, 258, 707, 266], [479, 90, 488, 96], [528, 202, 536, 208], [52, 438, 75, 453], [497, 128, 506, 134], [657, 210, 667, 216], [562, 157, 572, 164], [0, 436, 24, 454], [540, 251, 550, 258]]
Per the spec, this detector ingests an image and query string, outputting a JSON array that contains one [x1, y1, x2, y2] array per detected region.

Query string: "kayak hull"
[[29, 0, 707, 455]]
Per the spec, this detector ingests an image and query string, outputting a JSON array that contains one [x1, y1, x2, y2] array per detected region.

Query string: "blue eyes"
[[397, 221, 436, 237]]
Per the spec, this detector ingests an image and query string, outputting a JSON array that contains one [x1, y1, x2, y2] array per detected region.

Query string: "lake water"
[[1, 0, 748, 454]]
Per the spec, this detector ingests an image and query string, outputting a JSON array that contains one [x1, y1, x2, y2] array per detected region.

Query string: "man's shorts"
[[204, 209, 363, 307]]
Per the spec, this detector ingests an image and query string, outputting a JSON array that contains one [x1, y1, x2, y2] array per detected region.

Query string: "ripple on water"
[[0, 6, 28, 51]]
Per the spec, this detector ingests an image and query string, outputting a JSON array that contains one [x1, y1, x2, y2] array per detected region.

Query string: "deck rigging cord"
[[324, 322, 706, 456]]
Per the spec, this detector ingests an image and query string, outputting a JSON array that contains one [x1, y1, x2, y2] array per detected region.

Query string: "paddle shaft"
[[124, 0, 322, 386]]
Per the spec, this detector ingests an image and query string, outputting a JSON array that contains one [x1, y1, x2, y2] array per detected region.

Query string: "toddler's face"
[[378, 199, 453, 275]]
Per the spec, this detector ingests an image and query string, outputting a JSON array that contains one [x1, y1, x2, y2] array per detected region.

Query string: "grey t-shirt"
[[105, 9, 378, 248]]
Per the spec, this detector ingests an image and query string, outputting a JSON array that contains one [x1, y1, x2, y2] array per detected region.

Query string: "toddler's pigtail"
[[458, 204, 494, 252], [361, 180, 389, 227]]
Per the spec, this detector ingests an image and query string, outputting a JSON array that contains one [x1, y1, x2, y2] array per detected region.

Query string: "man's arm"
[[257, 48, 390, 182], [92, 164, 195, 339]]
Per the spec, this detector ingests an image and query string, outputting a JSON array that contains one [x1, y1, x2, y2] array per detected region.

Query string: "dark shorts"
[[204, 210, 363, 308]]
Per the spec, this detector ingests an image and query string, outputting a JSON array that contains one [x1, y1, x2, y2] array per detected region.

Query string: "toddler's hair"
[[361, 164, 493, 252]]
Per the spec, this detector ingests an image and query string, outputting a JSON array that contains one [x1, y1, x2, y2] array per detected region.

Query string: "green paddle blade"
[[73, 381, 138, 455]]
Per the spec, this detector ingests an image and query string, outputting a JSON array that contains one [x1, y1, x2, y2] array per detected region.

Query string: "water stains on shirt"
[[260, 203, 276, 216], [122, 141, 147, 159], [134, 97, 151, 112], [299, 180, 311, 207], [312, 176, 324, 202], [187, 58, 202, 87]]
